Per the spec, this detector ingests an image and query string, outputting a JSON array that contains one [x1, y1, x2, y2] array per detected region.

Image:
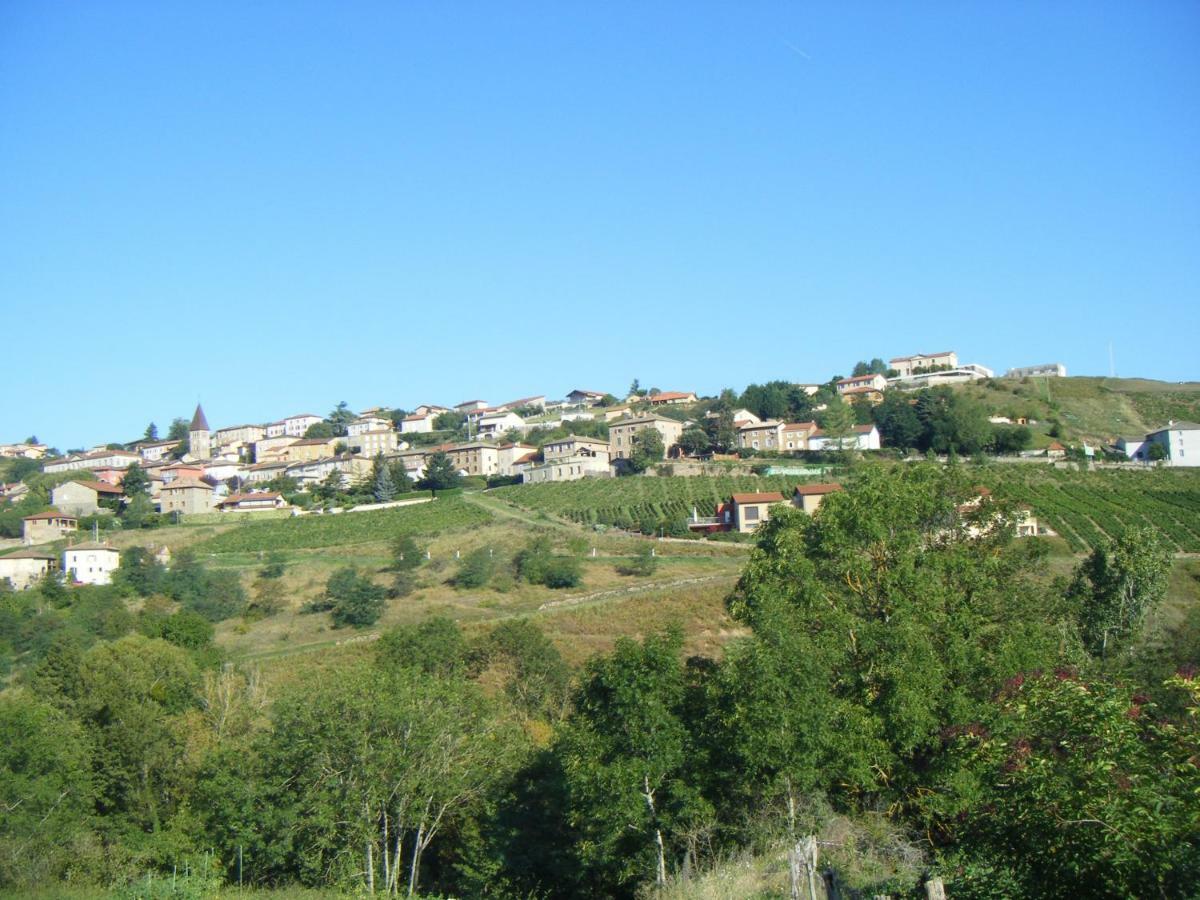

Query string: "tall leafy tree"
[[1070, 527, 1171, 658], [626, 429, 665, 474], [166, 418, 190, 442], [817, 396, 855, 449], [121, 462, 149, 498]]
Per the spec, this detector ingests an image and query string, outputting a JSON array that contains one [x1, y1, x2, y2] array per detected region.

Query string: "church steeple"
[[190, 403, 210, 432]]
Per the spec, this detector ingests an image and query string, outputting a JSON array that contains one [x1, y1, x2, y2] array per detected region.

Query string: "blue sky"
[[2, 2, 1197, 448]]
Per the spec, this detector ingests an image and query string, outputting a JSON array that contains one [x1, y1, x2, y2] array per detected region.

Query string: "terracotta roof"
[[731, 492, 786, 504], [292, 438, 335, 446], [1047, 441, 1066, 451], [22, 511, 77, 521], [649, 391, 696, 401], [782, 421, 818, 432], [402, 414, 430, 421], [838, 375, 881, 385], [514, 452, 538, 464], [794, 483, 843, 496]]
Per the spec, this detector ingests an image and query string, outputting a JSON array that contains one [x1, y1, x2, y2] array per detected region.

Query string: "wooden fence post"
[[925, 876, 946, 900]]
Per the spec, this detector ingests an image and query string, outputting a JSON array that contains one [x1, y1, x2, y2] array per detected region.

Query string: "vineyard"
[[196, 496, 493, 553], [491, 475, 822, 530], [985, 467, 1200, 553]]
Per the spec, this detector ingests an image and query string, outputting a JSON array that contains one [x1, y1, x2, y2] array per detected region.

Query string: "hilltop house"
[[608, 415, 685, 460], [350, 430, 403, 457], [836, 374, 887, 403], [160, 479, 214, 516], [889, 352, 958, 377], [50, 480, 124, 517], [475, 410, 525, 437], [455, 400, 489, 413], [566, 390, 608, 407], [500, 395, 546, 412], [647, 391, 698, 407], [63, 542, 120, 586], [0, 550, 58, 590], [523, 435, 611, 483], [265, 414, 323, 439], [138, 440, 178, 462], [22, 511, 78, 545], [1142, 422, 1199, 467], [347, 416, 393, 437], [399, 413, 435, 434]]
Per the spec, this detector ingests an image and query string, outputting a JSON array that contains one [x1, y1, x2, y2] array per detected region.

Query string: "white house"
[[399, 414, 434, 434], [283, 414, 324, 437], [1005, 363, 1067, 378], [43, 450, 140, 475], [836, 373, 887, 395], [476, 410, 525, 437], [63, 542, 120, 586], [347, 416, 393, 437], [1144, 422, 1200, 467], [808, 424, 882, 451], [889, 352, 958, 377]]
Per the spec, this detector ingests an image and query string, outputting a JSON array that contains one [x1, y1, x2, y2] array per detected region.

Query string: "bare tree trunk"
[[367, 841, 375, 894], [924, 877, 946, 900], [382, 808, 390, 894], [642, 774, 667, 887], [407, 819, 424, 897], [803, 835, 819, 900]]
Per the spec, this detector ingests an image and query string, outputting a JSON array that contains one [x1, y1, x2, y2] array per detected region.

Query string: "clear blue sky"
[[3, 2, 1197, 449]]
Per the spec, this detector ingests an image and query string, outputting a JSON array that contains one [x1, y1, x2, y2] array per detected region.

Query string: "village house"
[[1046, 441, 1067, 459], [443, 442, 501, 477], [285, 455, 370, 488], [412, 404, 450, 417], [50, 480, 124, 517], [737, 420, 784, 451], [889, 351, 959, 377], [647, 391, 698, 407], [0, 482, 30, 503], [278, 437, 340, 463], [1143, 421, 1200, 467], [43, 449, 140, 475], [792, 483, 843, 514], [782, 422, 819, 451], [0, 443, 49, 460], [253, 435, 298, 461], [217, 491, 289, 512], [138, 440, 178, 462], [351, 430, 403, 458], [497, 443, 539, 477], [160, 478, 214, 516], [213, 423, 266, 448], [807, 424, 882, 452], [455, 400, 490, 413], [160, 462, 206, 484], [63, 542, 120, 586], [475, 410, 525, 437], [600, 403, 636, 422], [729, 492, 788, 533], [22, 511, 78, 545], [347, 415, 393, 437], [608, 415, 685, 460], [0, 550, 58, 589], [566, 390, 608, 407], [399, 413, 434, 434], [499, 395, 546, 412], [705, 407, 761, 425], [269, 414, 323, 438], [245, 460, 290, 484], [523, 435, 612, 483], [837, 373, 887, 395], [1005, 363, 1067, 378]]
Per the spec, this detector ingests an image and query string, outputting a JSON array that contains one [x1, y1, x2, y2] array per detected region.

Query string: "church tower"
[[189, 403, 211, 460]]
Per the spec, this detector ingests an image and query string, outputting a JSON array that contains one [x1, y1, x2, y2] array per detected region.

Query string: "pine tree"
[[372, 454, 396, 503], [143, 422, 158, 441]]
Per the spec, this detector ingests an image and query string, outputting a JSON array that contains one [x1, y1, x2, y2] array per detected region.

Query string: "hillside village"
[[2, 351, 1198, 591]]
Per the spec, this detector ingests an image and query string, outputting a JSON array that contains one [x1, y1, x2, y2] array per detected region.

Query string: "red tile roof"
[[22, 511, 78, 521], [793, 483, 843, 496]]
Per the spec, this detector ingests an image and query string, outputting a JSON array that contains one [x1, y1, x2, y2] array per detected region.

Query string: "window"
[[744, 506, 759, 521]]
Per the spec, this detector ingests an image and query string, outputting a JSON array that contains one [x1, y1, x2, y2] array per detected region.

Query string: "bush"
[[540, 556, 583, 589], [388, 571, 416, 599], [455, 548, 496, 589], [324, 567, 387, 627], [617, 543, 658, 577], [391, 535, 424, 572]]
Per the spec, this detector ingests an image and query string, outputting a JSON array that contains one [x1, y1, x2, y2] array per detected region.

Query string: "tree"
[[0, 692, 96, 887], [143, 422, 158, 442], [327, 400, 355, 437], [391, 535, 424, 572], [482, 619, 570, 718], [433, 411, 465, 432], [372, 454, 397, 503], [419, 451, 461, 493], [113, 546, 166, 596], [555, 629, 698, 892], [872, 392, 923, 450], [629, 379, 643, 398], [314, 468, 345, 504], [166, 418, 190, 442], [121, 462, 149, 499], [324, 567, 387, 627], [617, 543, 657, 577], [627, 429, 665, 474], [677, 427, 710, 457], [377, 617, 468, 677], [388, 460, 413, 494], [455, 548, 495, 588], [1147, 442, 1167, 461], [817, 397, 855, 449], [304, 421, 335, 439], [1070, 527, 1171, 658]]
